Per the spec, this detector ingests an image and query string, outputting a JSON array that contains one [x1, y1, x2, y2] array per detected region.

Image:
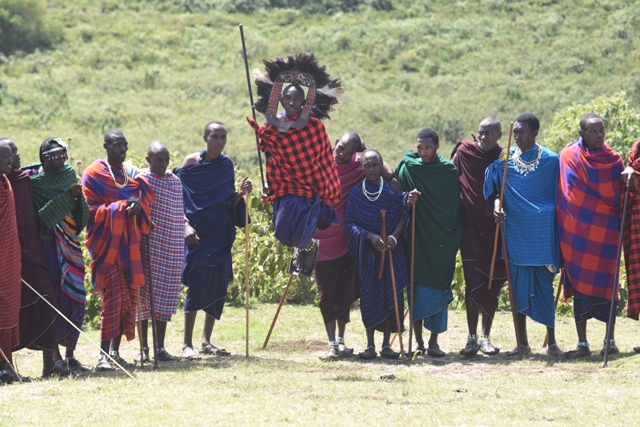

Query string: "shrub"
[[543, 92, 640, 159], [0, 0, 63, 56]]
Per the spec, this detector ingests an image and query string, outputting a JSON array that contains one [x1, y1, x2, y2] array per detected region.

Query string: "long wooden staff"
[[488, 122, 514, 290], [0, 348, 23, 383], [262, 274, 295, 349], [542, 268, 564, 348], [500, 224, 523, 360], [133, 216, 145, 367], [377, 210, 387, 279], [409, 203, 416, 357], [142, 235, 159, 370], [388, 250, 405, 361], [21, 278, 137, 380], [604, 185, 630, 367], [244, 192, 250, 358], [390, 308, 408, 346], [239, 24, 266, 191]]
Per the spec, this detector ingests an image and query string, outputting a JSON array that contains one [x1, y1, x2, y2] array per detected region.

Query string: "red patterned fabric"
[[0, 176, 22, 359], [247, 116, 340, 204], [557, 139, 624, 300], [82, 160, 153, 342], [624, 138, 640, 319]]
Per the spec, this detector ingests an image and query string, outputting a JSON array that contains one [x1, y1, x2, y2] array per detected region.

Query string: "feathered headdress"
[[252, 51, 344, 132]]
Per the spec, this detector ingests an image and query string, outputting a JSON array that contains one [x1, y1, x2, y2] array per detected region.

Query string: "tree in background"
[[0, 0, 62, 56], [544, 92, 640, 159]]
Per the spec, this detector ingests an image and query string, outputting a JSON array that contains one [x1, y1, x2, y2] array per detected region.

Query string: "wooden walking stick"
[[142, 235, 159, 370], [244, 192, 251, 358], [21, 278, 138, 380], [262, 274, 295, 349], [377, 210, 387, 279], [409, 203, 416, 357], [390, 308, 408, 346], [388, 251, 405, 361], [500, 224, 524, 360], [133, 216, 145, 367], [488, 122, 514, 290], [604, 185, 630, 367], [0, 348, 23, 383], [239, 24, 266, 191], [542, 268, 564, 348]]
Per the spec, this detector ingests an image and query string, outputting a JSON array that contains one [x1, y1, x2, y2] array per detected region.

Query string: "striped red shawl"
[[557, 139, 623, 299], [82, 160, 154, 296]]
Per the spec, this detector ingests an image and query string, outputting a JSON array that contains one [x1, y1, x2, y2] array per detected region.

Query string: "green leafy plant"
[[544, 92, 640, 159]]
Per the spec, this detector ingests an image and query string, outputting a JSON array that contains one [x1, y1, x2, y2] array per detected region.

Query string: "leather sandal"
[[460, 339, 480, 357], [427, 346, 446, 358], [505, 345, 532, 357], [565, 345, 591, 359], [359, 346, 377, 360]]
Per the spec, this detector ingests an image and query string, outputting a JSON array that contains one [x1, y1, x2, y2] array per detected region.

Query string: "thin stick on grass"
[[263, 274, 295, 349]]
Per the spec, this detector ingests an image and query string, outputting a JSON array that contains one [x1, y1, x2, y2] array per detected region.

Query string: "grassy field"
[[2, 304, 640, 426], [1, 0, 639, 172]]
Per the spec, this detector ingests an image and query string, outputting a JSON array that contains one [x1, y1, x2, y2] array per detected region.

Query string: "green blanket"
[[29, 163, 89, 231], [396, 151, 462, 290]]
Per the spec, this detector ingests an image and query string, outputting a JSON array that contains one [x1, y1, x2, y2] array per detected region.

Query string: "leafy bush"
[[543, 92, 640, 159], [0, 0, 63, 56]]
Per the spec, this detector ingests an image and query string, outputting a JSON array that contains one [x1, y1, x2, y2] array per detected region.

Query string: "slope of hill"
[[1, 0, 639, 169]]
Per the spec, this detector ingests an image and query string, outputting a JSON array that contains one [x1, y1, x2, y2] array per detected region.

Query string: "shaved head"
[[480, 117, 501, 132], [147, 140, 169, 157]]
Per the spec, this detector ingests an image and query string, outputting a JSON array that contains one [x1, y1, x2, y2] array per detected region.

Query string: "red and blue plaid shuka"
[[557, 139, 624, 301], [624, 138, 640, 319], [247, 116, 340, 204], [82, 159, 154, 341]]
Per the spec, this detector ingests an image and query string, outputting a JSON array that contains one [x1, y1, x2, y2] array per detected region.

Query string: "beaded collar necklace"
[[362, 177, 384, 201], [512, 145, 542, 176], [106, 161, 128, 189]]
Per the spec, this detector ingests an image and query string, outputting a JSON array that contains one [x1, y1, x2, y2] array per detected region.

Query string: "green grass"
[[3, 304, 640, 426], [1, 0, 639, 172]]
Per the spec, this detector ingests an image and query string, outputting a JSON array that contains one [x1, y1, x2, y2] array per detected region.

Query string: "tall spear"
[[142, 234, 159, 370], [244, 192, 251, 358], [603, 185, 630, 367], [488, 122, 523, 359], [239, 24, 266, 192], [488, 122, 513, 290]]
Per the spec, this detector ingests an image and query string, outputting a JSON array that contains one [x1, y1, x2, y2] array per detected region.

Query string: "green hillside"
[[1, 0, 639, 171]]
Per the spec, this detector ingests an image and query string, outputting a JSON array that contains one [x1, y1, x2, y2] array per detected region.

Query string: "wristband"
[[388, 235, 397, 245]]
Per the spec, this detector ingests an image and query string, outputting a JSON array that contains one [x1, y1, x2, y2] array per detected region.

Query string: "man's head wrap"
[[252, 51, 344, 132]]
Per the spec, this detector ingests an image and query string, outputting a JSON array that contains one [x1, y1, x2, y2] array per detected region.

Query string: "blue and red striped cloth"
[[557, 139, 624, 300]]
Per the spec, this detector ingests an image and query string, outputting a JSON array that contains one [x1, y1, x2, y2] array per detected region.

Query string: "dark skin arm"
[[70, 183, 82, 216]]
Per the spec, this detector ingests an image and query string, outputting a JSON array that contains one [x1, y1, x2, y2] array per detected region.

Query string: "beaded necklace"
[[362, 177, 384, 201], [106, 161, 128, 189], [512, 145, 542, 176]]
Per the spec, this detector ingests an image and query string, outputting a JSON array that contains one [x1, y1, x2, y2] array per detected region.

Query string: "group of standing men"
[[0, 121, 252, 383], [309, 110, 640, 361], [3, 86, 640, 382]]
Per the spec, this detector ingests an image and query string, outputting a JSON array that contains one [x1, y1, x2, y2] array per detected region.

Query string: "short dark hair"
[[104, 129, 126, 145], [416, 127, 439, 145], [579, 112, 602, 130], [338, 130, 363, 150], [514, 112, 540, 132], [204, 120, 227, 137], [360, 148, 383, 165]]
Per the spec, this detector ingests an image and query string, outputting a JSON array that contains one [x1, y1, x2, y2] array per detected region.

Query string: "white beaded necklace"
[[362, 177, 384, 201]]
